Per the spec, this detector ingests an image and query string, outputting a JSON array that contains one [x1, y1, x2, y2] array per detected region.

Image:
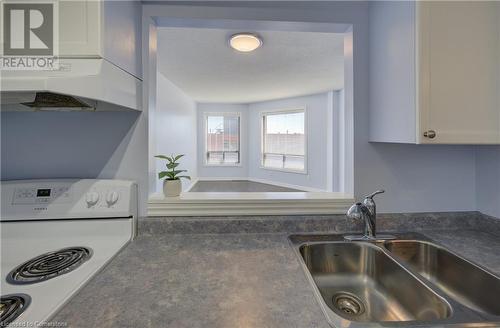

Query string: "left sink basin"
[[299, 242, 451, 324]]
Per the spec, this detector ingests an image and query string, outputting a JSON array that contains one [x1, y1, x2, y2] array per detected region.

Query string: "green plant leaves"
[[155, 154, 188, 180], [166, 162, 179, 170], [158, 171, 169, 179], [174, 154, 185, 162], [158, 170, 185, 180]]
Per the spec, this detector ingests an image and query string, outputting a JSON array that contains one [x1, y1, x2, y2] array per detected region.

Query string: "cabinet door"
[[58, 0, 102, 57], [418, 1, 500, 144]]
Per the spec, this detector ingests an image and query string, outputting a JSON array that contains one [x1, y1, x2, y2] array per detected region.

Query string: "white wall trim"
[[259, 107, 308, 174], [326, 91, 334, 192], [146, 5, 355, 207], [202, 111, 243, 166], [332, 89, 344, 192], [342, 27, 354, 194], [196, 104, 249, 178], [148, 191, 354, 216], [195, 176, 248, 181]]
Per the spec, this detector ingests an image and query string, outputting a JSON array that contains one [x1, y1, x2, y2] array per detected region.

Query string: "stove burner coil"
[[0, 294, 31, 327], [7, 247, 92, 284]]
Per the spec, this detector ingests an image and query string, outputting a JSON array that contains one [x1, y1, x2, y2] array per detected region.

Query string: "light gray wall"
[[369, 1, 416, 143], [2, 3, 483, 217], [1, 109, 149, 215], [103, 0, 142, 79], [195, 92, 334, 191], [155, 72, 197, 192], [146, 1, 478, 213], [1, 111, 136, 179], [196, 103, 249, 178], [248, 92, 332, 191], [364, 144, 476, 213], [476, 146, 500, 219]]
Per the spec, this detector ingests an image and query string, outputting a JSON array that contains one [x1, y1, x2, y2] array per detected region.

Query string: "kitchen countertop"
[[52, 213, 500, 328]]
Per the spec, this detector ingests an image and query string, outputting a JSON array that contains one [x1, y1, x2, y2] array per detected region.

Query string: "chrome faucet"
[[344, 190, 395, 241]]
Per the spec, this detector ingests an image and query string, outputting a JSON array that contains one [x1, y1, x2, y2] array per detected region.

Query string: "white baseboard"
[[195, 176, 249, 181]]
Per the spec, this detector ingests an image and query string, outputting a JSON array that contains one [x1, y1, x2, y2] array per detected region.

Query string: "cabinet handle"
[[423, 130, 436, 139]]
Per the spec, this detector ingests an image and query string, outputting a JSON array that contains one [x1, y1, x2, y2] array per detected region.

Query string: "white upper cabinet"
[[370, 1, 500, 144], [59, 0, 142, 79], [59, 1, 101, 58]]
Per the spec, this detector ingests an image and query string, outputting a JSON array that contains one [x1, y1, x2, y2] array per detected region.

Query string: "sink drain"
[[332, 292, 365, 316]]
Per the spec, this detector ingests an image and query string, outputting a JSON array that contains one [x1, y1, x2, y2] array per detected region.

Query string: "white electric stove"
[[0, 179, 138, 327]]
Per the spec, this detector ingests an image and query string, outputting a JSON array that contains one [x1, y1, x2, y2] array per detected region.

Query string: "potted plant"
[[155, 154, 191, 197]]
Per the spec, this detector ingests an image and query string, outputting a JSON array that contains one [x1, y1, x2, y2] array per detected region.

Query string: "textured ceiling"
[[157, 28, 344, 103]]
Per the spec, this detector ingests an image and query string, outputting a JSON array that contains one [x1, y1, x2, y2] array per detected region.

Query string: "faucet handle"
[[365, 190, 385, 200], [346, 203, 364, 220]]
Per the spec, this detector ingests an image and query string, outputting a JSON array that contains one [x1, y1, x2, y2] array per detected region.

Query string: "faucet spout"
[[346, 203, 376, 238]]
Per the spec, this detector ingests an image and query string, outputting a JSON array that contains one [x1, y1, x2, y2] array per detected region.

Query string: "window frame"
[[260, 108, 308, 174], [203, 112, 242, 167]]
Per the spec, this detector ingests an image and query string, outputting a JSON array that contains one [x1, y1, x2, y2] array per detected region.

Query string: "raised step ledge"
[[148, 192, 354, 216]]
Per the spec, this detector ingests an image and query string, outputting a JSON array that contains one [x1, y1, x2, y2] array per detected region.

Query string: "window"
[[262, 110, 306, 172], [205, 113, 240, 165]]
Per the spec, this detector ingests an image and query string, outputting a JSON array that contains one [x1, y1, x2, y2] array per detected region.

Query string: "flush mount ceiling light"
[[229, 33, 263, 53]]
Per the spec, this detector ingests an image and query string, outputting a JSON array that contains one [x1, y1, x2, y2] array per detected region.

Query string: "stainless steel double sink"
[[289, 233, 500, 327]]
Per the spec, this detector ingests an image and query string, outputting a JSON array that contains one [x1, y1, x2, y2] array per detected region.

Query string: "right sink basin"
[[290, 233, 500, 327], [384, 240, 500, 316]]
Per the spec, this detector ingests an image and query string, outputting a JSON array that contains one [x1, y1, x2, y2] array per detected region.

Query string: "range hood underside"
[[1, 58, 142, 112]]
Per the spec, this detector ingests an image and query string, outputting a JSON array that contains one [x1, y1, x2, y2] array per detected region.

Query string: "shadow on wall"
[[1, 111, 140, 180]]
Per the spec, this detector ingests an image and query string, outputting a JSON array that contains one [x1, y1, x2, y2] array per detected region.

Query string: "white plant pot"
[[163, 179, 182, 197]]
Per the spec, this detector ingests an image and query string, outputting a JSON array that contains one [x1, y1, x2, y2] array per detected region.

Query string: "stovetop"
[[1, 219, 132, 327], [0, 294, 31, 327], [7, 246, 93, 285], [0, 179, 138, 327]]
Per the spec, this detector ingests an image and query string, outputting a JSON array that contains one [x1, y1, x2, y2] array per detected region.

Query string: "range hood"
[[1, 58, 142, 112], [22, 92, 92, 109]]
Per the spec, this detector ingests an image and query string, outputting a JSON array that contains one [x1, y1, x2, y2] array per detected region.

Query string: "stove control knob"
[[106, 191, 119, 206], [85, 192, 99, 207]]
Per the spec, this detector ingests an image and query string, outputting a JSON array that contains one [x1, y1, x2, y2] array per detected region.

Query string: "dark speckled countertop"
[[52, 213, 500, 328]]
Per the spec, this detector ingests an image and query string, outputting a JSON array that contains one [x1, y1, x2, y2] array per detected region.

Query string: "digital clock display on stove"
[[36, 189, 51, 197]]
